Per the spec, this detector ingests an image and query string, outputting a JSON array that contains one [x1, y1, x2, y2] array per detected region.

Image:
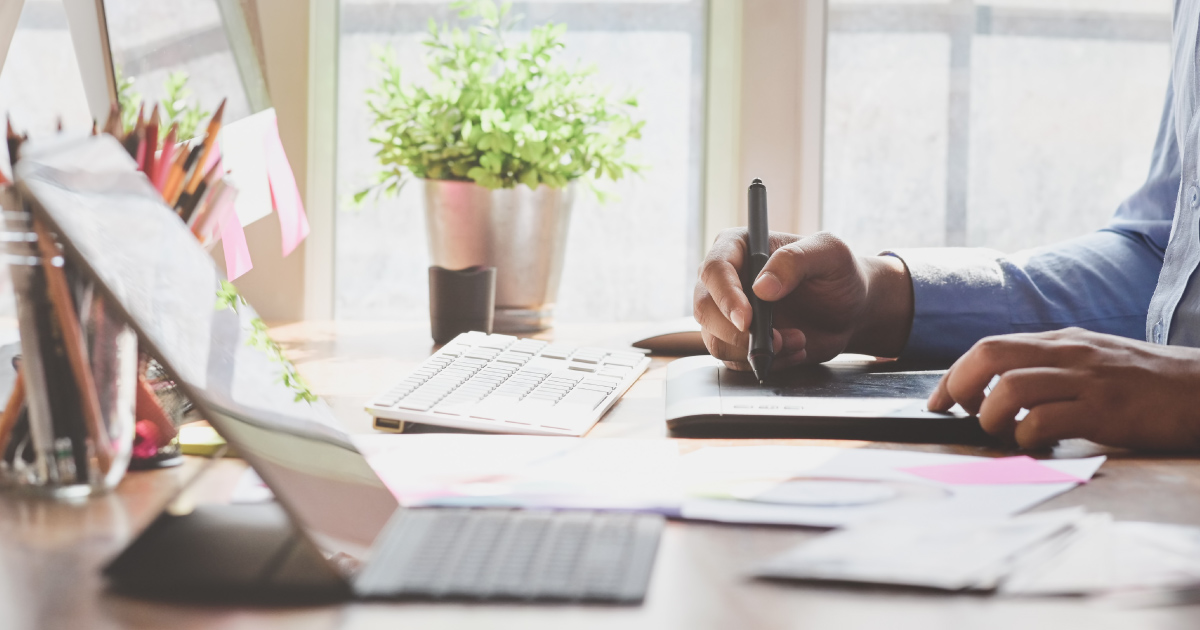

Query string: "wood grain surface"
[[2, 320, 1198, 630]]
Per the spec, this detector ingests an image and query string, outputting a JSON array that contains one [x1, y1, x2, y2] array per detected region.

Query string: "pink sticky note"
[[218, 202, 254, 280], [900, 456, 1085, 485], [263, 116, 309, 257]]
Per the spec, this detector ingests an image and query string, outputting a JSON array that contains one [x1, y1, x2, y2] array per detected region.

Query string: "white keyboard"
[[367, 332, 651, 436]]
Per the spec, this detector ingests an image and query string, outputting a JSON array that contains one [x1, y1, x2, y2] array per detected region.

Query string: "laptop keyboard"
[[367, 332, 651, 436], [353, 508, 664, 603]]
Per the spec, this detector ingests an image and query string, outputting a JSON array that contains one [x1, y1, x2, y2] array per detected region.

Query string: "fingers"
[[976, 368, 1083, 442], [704, 328, 807, 371], [698, 229, 752, 332], [751, 233, 854, 302], [695, 291, 748, 348], [1013, 401, 1087, 450], [702, 329, 748, 364], [927, 335, 1075, 414]]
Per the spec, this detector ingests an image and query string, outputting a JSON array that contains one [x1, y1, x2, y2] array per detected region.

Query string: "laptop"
[[13, 135, 663, 603], [664, 355, 991, 444]]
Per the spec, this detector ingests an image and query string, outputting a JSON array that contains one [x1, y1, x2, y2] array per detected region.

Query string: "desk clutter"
[[223, 435, 1200, 599], [0, 96, 309, 495]]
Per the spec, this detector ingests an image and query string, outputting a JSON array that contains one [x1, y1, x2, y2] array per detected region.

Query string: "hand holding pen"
[[693, 191, 915, 371]]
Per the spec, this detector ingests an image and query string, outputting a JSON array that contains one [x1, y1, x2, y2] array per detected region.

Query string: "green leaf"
[[360, 0, 644, 196]]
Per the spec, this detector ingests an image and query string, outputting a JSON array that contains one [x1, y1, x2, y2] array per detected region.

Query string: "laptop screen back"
[[14, 136, 398, 574]]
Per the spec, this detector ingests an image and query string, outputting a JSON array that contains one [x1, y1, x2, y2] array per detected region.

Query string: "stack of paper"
[[754, 508, 1200, 596], [231, 437, 1106, 529]]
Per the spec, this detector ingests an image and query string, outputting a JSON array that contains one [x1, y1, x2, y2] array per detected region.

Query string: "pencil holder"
[[429, 265, 496, 344], [0, 199, 137, 497]]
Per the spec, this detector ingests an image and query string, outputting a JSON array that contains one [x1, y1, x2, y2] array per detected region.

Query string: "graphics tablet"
[[665, 355, 991, 444]]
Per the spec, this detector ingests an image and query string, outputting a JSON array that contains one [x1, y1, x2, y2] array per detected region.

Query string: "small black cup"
[[428, 265, 496, 344]]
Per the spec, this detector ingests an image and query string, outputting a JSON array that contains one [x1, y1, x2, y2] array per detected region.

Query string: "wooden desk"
[[3, 321, 1200, 629]]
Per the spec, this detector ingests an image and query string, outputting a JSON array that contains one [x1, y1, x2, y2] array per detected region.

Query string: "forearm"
[[890, 229, 1164, 363]]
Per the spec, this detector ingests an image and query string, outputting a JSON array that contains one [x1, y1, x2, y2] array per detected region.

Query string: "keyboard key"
[[477, 334, 517, 350], [603, 355, 644, 368], [576, 384, 614, 395], [398, 399, 436, 411], [496, 353, 531, 365], [539, 346, 574, 360], [561, 390, 607, 410], [511, 339, 548, 352]]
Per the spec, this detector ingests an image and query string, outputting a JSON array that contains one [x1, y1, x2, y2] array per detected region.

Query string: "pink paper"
[[263, 117, 309, 257], [218, 201, 254, 280], [900, 456, 1085, 485]]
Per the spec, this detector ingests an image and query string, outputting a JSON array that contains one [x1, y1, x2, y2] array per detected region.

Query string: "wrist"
[[848, 255, 914, 358]]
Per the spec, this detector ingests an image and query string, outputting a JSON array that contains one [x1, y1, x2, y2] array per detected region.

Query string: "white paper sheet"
[[1001, 517, 1200, 595], [351, 434, 681, 512], [229, 439, 1103, 527], [756, 508, 1088, 591], [218, 108, 275, 227]]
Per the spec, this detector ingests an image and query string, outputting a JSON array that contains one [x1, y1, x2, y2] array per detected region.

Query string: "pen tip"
[[751, 178, 763, 185]]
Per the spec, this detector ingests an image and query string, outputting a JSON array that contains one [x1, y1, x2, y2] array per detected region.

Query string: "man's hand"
[[693, 230, 914, 370], [927, 328, 1200, 451]]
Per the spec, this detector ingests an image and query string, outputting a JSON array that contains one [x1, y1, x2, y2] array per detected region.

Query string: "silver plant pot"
[[423, 179, 575, 332]]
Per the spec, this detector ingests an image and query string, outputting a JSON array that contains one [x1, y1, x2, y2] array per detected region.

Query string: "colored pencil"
[[185, 98, 225, 195], [7, 116, 23, 168], [153, 124, 178, 192], [31, 219, 113, 474], [135, 374, 177, 441], [143, 104, 159, 177], [0, 370, 24, 459]]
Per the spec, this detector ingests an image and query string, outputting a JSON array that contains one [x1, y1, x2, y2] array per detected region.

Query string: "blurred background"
[[0, 0, 1175, 324]]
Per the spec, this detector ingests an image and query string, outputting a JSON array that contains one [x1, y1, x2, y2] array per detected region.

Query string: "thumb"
[[751, 234, 854, 301]]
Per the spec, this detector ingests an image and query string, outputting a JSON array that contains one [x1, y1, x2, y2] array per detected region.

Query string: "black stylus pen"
[[746, 178, 774, 383]]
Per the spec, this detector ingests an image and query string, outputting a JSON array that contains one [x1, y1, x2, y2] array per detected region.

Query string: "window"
[[335, 0, 706, 323], [0, 0, 95, 322], [102, 0, 263, 128], [823, 0, 1173, 255], [0, 0, 92, 163]]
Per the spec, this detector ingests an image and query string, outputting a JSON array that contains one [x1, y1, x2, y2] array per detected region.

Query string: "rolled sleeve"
[[885, 229, 1163, 363], [885, 247, 1012, 362]]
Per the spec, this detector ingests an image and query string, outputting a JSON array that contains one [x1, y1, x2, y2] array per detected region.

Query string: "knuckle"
[[1056, 341, 1098, 363], [717, 227, 746, 243], [973, 337, 1006, 362], [698, 257, 723, 281]]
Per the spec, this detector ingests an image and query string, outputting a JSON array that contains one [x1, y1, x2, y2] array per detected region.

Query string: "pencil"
[[7, 116, 22, 169], [153, 123, 178, 191], [161, 147, 188, 203], [103, 102, 121, 137], [143, 104, 159, 177], [168, 143, 203, 207], [136, 374, 178, 442], [31, 219, 113, 474], [180, 159, 223, 219], [0, 370, 24, 459], [185, 98, 225, 195]]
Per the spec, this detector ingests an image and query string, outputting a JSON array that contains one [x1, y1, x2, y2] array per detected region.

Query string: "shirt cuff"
[[882, 248, 1012, 362]]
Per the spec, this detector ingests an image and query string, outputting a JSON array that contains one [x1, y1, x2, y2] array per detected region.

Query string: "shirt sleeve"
[[888, 79, 1179, 363]]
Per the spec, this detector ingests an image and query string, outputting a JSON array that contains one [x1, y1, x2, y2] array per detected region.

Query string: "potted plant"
[[358, 0, 643, 331]]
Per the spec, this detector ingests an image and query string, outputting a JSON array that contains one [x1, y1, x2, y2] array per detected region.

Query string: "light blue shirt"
[[894, 6, 1192, 362]]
